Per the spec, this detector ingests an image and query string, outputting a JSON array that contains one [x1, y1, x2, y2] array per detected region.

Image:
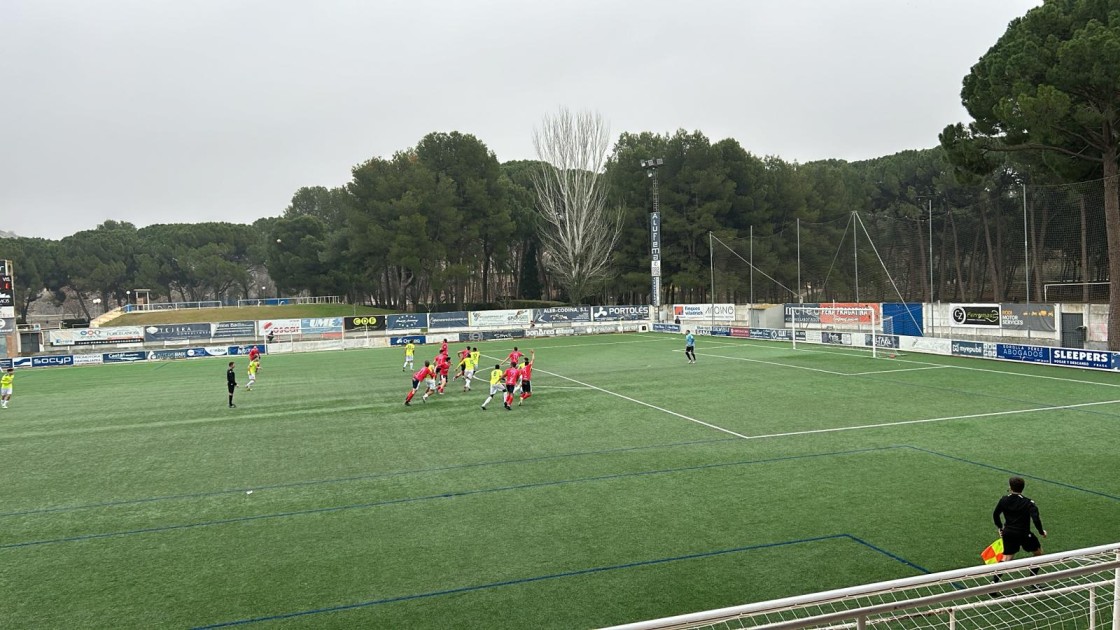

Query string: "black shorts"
[[506, 384, 515, 394], [411, 378, 420, 389], [227, 383, 236, 394], [1001, 531, 1041, 555], [521, 380, 531, 393], [686, 345, 695, 352]]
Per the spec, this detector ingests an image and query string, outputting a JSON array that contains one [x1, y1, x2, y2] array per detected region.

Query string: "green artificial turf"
[[1, 333, 1117, 628]]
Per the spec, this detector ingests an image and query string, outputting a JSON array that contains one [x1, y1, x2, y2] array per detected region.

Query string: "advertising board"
[[427, 311, 469, 329], [469, 309, 531, 327], [213, 321, 256, 338], [673, 304, 735, 321], [533, 306, 592, 324], [259, 319, 302, 336], [591, 305, 650, 321], [387, 313, 429, 330], [143, 323, 213, 342], [950, 304, 1001, 327]]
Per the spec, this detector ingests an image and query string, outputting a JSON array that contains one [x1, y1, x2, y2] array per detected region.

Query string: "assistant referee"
[[992, 476, 1047, 580]]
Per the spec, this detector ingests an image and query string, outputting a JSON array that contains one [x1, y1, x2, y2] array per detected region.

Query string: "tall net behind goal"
[[601, 542, 1120, 630], [788, 304, 881, 358]]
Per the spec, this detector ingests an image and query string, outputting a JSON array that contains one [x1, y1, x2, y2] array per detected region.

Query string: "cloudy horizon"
[[2, 0, 1041, 240]]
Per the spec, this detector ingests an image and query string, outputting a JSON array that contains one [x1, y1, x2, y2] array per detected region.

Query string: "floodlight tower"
[[641, 158, 664, 321]]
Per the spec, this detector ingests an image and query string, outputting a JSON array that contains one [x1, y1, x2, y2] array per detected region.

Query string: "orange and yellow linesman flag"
[[980, 538, 1004, 565]]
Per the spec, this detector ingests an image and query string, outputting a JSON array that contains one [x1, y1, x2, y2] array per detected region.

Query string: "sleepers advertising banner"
[[950, 304, 1001, 327], [1050, 348, 1111, 369]]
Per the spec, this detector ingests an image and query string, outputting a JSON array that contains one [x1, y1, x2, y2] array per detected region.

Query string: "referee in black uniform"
[[992, 476, 1046, 582], [226, 361, 238, 408]]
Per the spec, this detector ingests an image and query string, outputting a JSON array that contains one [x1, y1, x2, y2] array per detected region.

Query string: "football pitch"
[[2, 333, 1119, 629]]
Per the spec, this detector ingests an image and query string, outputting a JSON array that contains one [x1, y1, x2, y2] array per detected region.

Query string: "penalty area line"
[[533, 366, 751, 440]]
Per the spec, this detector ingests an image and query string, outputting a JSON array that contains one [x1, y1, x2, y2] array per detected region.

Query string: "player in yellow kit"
[[1, 368, 13, 409], [480, 364, 503, 410], [246, 358, 260, 390], [402, 341, 416, 371]]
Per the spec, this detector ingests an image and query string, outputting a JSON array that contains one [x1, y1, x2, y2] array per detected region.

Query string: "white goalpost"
[[788, 304, 880, 358], [600, 542, 1120, 630]]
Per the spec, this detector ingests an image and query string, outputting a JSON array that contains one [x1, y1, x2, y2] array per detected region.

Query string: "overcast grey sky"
[[2, 0, 1040, 240]]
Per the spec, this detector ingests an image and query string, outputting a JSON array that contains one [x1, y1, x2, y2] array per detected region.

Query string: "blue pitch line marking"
[[0, 447, 891, 550], [0, 436, 738, 518], [901, 446, 1120, 502], [190, 534, 928, 629], [6, 445, 1114, 552]]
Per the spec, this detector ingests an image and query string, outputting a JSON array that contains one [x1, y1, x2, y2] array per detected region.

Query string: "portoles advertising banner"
[[949, 304, 1001, 327], [592, 305, 650, 321]]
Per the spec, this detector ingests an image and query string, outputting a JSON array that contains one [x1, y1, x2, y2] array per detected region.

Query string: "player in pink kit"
[[454, 346, 471, 380], [502, 363, 521, 410], [517, 350, 536, 405], [405, 361, 437, 405], [507, 346, 523, 366], [435, 353, 451, 393]]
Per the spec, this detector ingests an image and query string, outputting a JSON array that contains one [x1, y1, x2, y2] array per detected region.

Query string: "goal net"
[[600, 542, 1120, 630], [787, 304, 882, 358]]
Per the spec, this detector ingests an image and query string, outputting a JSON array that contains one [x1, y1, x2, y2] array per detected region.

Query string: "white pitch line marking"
[[846, 366, 952, 376], [738, 398, 1120, 441], [530, 365, 752, 439], [692, 337, 1120, 388], [678, 349, 849, 376]]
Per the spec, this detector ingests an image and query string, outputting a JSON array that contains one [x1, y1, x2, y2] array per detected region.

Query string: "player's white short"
[[489, 383, 503, 395], [426, 377, 438, 391], [247, 374, 256, 385], [465, 369, 475, 380], [0, 387, 10, 396]]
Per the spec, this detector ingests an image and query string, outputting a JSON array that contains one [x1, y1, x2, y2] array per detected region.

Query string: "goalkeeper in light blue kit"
[[685, 330, 696, 363]]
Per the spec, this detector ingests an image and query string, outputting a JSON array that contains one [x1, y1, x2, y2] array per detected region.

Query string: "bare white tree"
[[530, 108, 623, 302]]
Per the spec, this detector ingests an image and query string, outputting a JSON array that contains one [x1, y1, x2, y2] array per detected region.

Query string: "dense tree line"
[[4, 1, 1117, 324], [0, 132, 1104, 322]]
